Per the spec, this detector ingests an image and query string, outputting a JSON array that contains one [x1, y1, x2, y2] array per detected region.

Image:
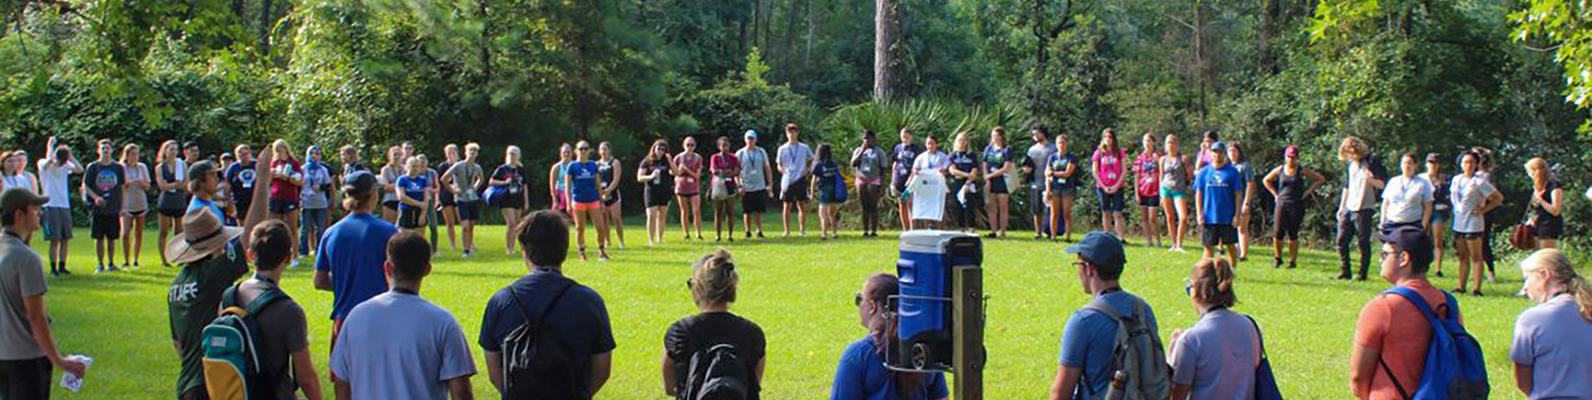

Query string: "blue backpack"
[[1378, 287, 1489, 400]]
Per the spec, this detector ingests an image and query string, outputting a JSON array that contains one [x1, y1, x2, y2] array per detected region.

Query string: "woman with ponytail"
[[1510, 249, 1592, 399], [1167, 258, 1261, 400], [662, 248, 765, 399], [830, 273, 949, 400]]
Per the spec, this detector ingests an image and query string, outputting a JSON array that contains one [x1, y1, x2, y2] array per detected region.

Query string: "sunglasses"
[[1183, 279, 1192, 296], [854, 292, 866, 306], [577, 147, 591, 151]]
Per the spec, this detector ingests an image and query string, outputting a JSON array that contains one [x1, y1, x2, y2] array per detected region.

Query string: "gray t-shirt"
[[1381, 175, 1433, 224], [330, 291, 476, 400], [851, 146, 888, 182], [1169, 308, 1261, 400], [0, 234, 46, 360], [1026, 142, 1058, 188], [1343, 161, 1378, 212], [448, 162, 484, 202], [737, 147, 770, 192], [1510, 294, 1592, 400]]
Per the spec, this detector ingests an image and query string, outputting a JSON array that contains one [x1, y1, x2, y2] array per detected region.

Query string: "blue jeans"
[[299, 207, 329, 256]]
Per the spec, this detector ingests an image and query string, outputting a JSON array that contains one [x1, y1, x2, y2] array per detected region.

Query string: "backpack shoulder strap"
[[241, 284, 285, 316], [506, 278, 578, 328], [1081, 297, 1127, 322], [1245, 315, 1267, 359], [1381, 286, 1438, 322]]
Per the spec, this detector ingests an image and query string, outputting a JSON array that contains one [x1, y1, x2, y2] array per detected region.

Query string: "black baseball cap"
[[342, 171, 378, 196], [1376, 226, 1433, 272], [1065, 231, 1126, 271]]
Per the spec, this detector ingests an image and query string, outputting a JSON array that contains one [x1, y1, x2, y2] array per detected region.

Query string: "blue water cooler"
[[892, 230, 982, 372]]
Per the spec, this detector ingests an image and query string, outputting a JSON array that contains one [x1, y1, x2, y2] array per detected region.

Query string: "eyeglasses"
[[854, 292, 865, 306]]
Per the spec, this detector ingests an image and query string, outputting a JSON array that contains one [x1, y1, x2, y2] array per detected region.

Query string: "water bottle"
[[1102, 370, 1129, 400], [58, 354, 93, 392]]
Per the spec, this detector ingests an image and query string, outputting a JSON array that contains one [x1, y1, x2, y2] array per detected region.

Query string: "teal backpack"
[[200, 283, 284, 400]]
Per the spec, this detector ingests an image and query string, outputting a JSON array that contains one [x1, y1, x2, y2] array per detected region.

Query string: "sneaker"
[[1287, 261, 1297, 269], [757, 232, 766, 238], [1272, 258, 1283, 269], [1336, 272, 1352, 280], [94, 266, 104, 274], [745, 231, 753, 239], [462, 250, 471, 258], [1434, 270, 1444, 278], [1471, 289, 1483, 297]]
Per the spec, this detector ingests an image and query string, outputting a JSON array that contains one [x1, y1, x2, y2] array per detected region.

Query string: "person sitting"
[[1511, 249, 1592, 399], [662, 249, 765, 399], [1168, 258, 1261, 399], [829, 273, 949, 400]]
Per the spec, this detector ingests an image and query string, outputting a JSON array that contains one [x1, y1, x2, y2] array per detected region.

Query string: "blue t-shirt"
[[829, 336, 949, 400], [329, 291, 477, 400], [186, 197, 226, 222], [566, 160, 602, 203], [314, 213, 397, 319], [1193, 164, 1244, 225], [395, 175, 427, 211], [1169, 308, 1260, 400], [478, 269, 615, 398], [816, 160, 842, 194], [1058, 290, 1160, 398]]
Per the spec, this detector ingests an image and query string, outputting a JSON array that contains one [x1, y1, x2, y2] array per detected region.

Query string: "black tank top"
[[1275, 167, 1306, 203], [160, 163, 181, 194], [1535, 180, 1562, 224]]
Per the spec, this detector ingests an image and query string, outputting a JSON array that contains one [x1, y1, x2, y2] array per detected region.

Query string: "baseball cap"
[[1065, 231, 1126, 270], [744, 130, 758, 140], [187, 160, 217, 180], [1210, 141, 1227, 152], [342, 171, 378, 196], [1283, 145, 1298, 158], [1375, 226, 1433, 271], [0, 188, 48, 215], [1425, 153, 1442, 164]]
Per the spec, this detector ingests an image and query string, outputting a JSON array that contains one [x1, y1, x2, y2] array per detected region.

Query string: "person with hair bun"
[[1510, 249, 1592, 399], [1168, 257, 1261, 400], [830, 273, 948, 400], [1524, 158, 1563, 249], [661, 249, 766, 399]]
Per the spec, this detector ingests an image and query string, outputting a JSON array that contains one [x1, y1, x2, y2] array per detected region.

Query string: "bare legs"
[[442, 206, 458, 250], [604, 202, 626, 248], [502, 208, 520, 255], [1235, 210, 1251, 260], [713, 199, 736, 241], [1140, 206, 1160, 247], [1456, 236, 1484, 293], [1162, 196, 1189, 251], [120, 213, 144, 268], [677, 195, 702, 239], [646, 205, 668, 245]]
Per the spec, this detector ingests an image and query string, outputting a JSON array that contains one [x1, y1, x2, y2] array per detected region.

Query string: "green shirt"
[[166, 238, 248, 394]]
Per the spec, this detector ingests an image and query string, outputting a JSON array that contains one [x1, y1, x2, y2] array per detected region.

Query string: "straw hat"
[[164, 208, 243, 265]]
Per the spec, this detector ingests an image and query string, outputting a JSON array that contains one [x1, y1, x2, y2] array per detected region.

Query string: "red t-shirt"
[[711, 152, 741, 186], [269, 158, 303, 202], [1353, 279, 1460, 400]]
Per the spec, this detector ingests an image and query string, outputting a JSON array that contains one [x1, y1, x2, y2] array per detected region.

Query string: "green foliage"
[[1510, 0, 1592, 131]]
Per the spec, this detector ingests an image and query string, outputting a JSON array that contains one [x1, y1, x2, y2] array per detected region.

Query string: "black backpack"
[[680, 344, 750, 400], [501, 281, 580, 399]]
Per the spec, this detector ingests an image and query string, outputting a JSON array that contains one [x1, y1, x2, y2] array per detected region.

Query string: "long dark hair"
[[863, 273, 925, 392]]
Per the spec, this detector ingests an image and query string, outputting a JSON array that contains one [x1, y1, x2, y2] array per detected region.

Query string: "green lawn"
[[31, 223, 1537, 399]]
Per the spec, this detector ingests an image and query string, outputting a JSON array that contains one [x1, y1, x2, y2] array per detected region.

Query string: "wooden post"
[[953, 265, 983, 400]]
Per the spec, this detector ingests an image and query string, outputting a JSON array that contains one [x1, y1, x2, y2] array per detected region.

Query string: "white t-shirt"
[[35, 159, 77, 208], [777, 142, 813, 192], [1343, 161, 1377, 211], [913, 151, 950, 173], [1450, 174, 1496, 233], [907, 170, 947, 222], [736, 147, 770, 192], [1381, 175, 1433, 224]]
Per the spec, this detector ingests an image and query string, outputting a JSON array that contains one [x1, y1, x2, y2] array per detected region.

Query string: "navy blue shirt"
[[479, 269, 615, 398], [314, 212, 397, 319]]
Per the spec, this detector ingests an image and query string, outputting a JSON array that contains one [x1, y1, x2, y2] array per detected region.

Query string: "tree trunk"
[[873, 0, 901, 102], [1258, 0, 1280, 74], [260, 0, 273, 57]]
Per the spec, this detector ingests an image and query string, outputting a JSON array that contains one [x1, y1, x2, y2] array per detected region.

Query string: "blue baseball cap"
[[1210, 141, 1227, 152], [744, 130, 758, 140], [1065, 231, 1125, 270]]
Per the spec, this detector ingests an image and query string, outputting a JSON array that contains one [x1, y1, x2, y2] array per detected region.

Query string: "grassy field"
[[30, 222, 1538, 399]]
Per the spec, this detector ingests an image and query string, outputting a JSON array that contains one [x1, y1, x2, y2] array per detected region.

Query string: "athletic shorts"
[[644, 186, 672, 208], [1536, 218, 1564, 239], [1202, 223, 1238, 247], [1160, 186, 1187, 199], [989, 176, 1009, 194], [124, 209, 147, 217], [456, 201, 482, 221], [382, 200, 399, 211], [782, 179, 810, 202], [573, 201, 602, 211], [603, 190, 621, 207], [91, 213, 120, 240], [438, 189, 456, 207], [269, 199, 300, 213], [1273, 201, 1305, 240], [398, 207, 424, 229], [1453, 231, 1485, 240], [41, 207, 71, 240], [1138, 195, 1160, 208], [742, 190, 768, 213], [498, 191, 525, 210], [1048, 185, 1075, 198], [1096, 188, 1125, 213]]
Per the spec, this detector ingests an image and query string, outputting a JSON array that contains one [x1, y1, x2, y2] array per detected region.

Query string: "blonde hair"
[[1520, 249, 1592, 321], [1525, 157, 1551, 185], [690, 248, 738, 306], [1338, 136, 1368, 162], [120, 144, 140, 165]]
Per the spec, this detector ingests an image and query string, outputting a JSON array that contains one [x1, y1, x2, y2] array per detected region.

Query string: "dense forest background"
[[0, 0, 1588, 252]]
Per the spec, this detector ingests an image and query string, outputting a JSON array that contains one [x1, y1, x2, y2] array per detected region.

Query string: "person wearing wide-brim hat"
[[163, 145, 275, 400]]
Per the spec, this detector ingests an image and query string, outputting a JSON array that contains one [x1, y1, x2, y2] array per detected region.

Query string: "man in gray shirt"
[[736, 131, 773, 238], [0, 188, 88, 399], [1025, 123, 1058, 238]]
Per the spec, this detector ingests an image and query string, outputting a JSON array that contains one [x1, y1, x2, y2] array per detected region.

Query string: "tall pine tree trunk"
[[873, 0, 900, 102]]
